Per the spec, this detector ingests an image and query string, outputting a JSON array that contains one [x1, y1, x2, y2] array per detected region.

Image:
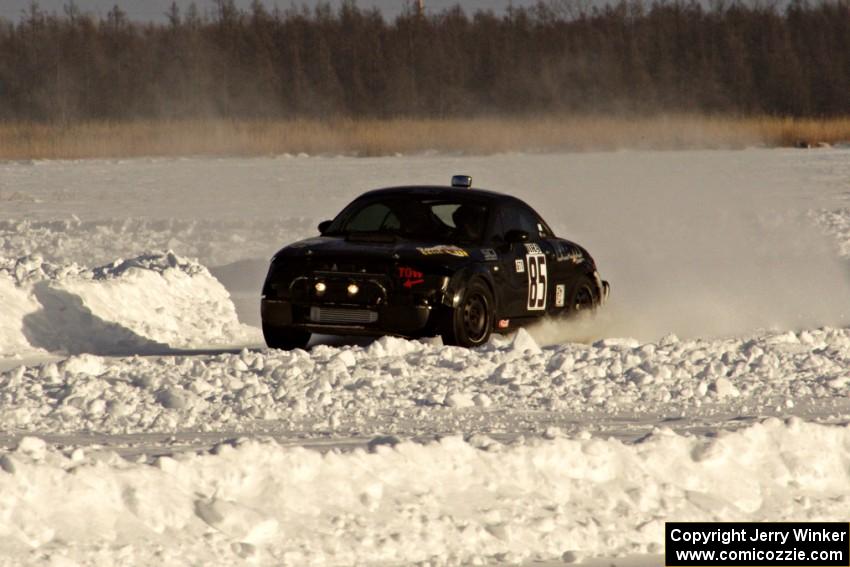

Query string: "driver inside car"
[[452, 204, 486, 243]]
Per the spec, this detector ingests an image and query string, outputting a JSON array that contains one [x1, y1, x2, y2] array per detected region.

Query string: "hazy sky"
[[0, 0, 542, 22]]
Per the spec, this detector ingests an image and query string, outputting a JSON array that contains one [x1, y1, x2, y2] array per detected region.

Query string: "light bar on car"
[[451, 175, 472, 188]]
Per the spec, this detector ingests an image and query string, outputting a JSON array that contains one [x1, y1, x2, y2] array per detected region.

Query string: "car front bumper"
[[261, 298, 434, 337]]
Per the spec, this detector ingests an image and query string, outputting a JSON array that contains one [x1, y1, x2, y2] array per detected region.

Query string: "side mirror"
[[318, 220, 332, 234], [504, 229, 530, 244]]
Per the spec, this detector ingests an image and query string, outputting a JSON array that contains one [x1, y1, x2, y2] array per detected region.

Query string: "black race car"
[[261, 176, 609, 349]]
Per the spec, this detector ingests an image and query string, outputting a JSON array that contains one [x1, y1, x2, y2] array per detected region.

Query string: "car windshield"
[[325, 196, 490, 244]]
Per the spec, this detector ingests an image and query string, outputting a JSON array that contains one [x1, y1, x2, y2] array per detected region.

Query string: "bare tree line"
[[0, 0, 848, 122]]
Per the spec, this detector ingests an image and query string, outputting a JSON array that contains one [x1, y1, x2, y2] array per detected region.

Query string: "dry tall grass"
[[1, 116, 849, 160]]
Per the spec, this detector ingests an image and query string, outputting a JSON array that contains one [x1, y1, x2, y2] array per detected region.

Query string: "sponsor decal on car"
[[397, 266, 424, 288], [524, 242, 543, 255], [417, 245, 469, 257], [555, 284, 565, 307], [515, 259, 525, 273], [555, 242, 584, 264], [481, 248, 498, 261]]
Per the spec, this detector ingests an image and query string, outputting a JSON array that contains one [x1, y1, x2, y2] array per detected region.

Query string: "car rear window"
[[327, 196, 490, 244]]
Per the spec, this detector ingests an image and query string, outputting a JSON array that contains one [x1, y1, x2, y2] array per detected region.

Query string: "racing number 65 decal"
[[526, 253, 547, 310]]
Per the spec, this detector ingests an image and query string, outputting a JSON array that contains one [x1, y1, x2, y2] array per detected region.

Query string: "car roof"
[[357, 185, 518, 203]]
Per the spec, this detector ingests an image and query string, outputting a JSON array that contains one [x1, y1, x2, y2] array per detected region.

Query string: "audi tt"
[[261, 175, 609, 349]]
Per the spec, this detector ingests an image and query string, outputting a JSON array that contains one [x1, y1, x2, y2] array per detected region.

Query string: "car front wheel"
[[440, 279, 494, 348], [569, 276, 600, 314], [263, 323, 311, 350]]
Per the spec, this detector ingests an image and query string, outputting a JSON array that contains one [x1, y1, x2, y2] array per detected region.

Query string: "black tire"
[[440, 279, 495, 347], [569, 276, 599, 315], [263, 323, 311, 350]]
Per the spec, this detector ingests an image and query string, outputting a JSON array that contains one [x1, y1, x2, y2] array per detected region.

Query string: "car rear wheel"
[[263, 323, 311, 350], [440, 279, 494, 347]]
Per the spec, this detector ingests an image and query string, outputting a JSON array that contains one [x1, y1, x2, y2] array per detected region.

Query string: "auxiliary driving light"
[[347, 283, 360, 296], [315, 282, 327, 294]]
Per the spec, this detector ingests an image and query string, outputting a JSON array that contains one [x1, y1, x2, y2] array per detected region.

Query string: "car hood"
[[273, 235, 485, 269]]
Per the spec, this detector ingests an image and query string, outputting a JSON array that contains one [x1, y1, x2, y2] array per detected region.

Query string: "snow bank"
[[0, 278, 41, 356], [0, 252, 258, 358], [0, 419, 848, 565], [2, 328, 850, 434]]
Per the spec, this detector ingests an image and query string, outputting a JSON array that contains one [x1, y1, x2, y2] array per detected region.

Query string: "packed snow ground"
[[3, 149, 850, 565]]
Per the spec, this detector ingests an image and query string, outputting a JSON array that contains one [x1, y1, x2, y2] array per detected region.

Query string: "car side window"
[[500, 204, 547, 240], [345, 203, 398, 232], [534, 216, 552, 239], [431, 203, 460, 228]]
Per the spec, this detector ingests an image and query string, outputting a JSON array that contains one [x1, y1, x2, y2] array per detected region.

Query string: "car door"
[[494, 201, 554, 320]]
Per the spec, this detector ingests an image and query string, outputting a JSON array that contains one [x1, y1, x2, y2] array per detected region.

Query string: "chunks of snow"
[[711, 377, 740, 399], [15, 436, 47, 460], [0, 327, 847, 435], [194, 497, 279, 543], [510, 328, 542, 354], [445, 392, 476, 408]]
